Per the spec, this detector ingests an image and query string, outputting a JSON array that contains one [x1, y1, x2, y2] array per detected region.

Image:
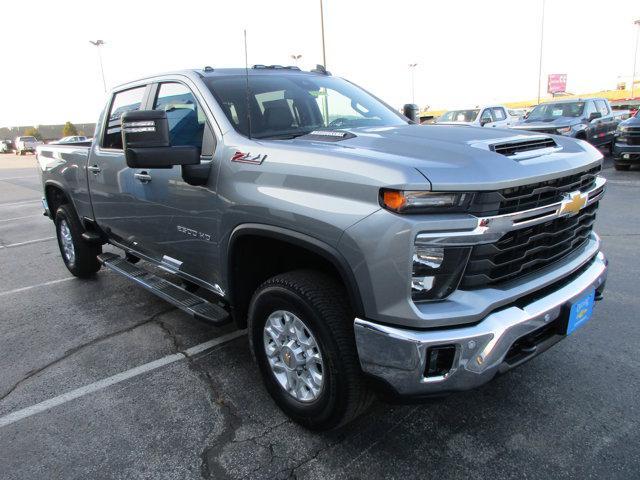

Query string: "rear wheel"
[[248, 270, 373, 430], [54, 204, 102, 278]]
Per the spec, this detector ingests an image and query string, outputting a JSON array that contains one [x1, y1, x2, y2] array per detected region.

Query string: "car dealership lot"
[[0, 152, 639, 479]]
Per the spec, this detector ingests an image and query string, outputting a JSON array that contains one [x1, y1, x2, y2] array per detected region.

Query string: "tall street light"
[[632, 19, 640, 99], [89, 40, 107, 93], [409, 63, 418, 104], [536, 0, 546, 105], [290, 54, 302, 67]]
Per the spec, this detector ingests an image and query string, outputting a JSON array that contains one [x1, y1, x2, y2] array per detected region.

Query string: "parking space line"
[[0, 237, 56, 249], [0, 199, 40, 208], [0, 176, 38, 181], [0, 214, 42, 223], [0, 329, 246, 429], [0, 277, 75, 297]]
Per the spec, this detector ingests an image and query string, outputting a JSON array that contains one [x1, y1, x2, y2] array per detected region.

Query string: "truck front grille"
[[460, 202, 598, 289], [626, 127, 640, 145], [469, 165, 601, 216]]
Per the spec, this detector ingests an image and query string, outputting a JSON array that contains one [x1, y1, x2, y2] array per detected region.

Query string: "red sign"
[[548, 74, 567, 94]]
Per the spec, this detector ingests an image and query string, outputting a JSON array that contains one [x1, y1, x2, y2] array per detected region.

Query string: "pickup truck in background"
[[511, 98, 621, 149], [14, 135, 42, 155], [612, 109, 640, 170], [435, 104, 517, 128], [37, 66, 608, 430]]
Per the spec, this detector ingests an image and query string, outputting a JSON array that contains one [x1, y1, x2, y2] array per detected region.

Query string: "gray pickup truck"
[[511, 98, 620, 149], [37, 66, 608, 430]]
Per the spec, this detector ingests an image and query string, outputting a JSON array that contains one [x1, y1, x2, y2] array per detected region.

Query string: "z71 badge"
[[231, 151, 267, 165]]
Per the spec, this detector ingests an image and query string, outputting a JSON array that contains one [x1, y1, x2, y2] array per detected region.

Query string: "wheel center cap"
[[282, 347, 295, 368]]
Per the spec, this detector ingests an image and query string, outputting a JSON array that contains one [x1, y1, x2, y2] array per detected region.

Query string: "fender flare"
[[226, 224, 365, 317]]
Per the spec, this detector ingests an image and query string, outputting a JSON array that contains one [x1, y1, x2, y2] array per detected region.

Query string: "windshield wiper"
[[254, 131, 313, 140]]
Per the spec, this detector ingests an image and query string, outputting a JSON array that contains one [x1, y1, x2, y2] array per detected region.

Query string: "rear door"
[[88, 84, 160, 257], [491, 107, 510, 128], [595, 99, 615, 145]]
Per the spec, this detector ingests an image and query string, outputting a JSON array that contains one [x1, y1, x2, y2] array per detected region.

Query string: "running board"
[[98, 252, 230, 325]]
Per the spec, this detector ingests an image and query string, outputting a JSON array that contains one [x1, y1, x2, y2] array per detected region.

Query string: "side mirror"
[[403, 103, 419, 123], [480, 117, 492, 127], [588, 112, 602, 122], [122, 110, 200, 169]]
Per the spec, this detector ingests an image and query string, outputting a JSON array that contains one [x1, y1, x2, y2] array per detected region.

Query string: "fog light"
[[425, 345, 456, 378], [411, 246, 471, 301]]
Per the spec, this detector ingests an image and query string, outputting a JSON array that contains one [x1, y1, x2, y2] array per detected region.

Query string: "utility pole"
[[89, 40, 107, 93], [632, 19, 640, 99], [536, 0, 546, 105], [319, 0, 327, 68], [409, 63, 418, 104]]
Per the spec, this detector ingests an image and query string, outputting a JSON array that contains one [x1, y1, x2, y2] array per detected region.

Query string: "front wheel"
[[248, 270, 373, 430], [54, 204, 102, 278]]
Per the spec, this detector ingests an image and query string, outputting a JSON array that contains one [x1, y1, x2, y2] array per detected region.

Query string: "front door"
[[128, 81, 223, 288]]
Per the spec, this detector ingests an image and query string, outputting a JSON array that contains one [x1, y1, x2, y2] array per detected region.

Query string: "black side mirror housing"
[[403, 103, 419, 123], [480, 117, 492, 126], [588, 112, 602, 122], [122, 110, 200, 169]]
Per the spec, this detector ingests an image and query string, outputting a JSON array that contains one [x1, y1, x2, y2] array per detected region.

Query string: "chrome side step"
[[98, 252, 230, 325]]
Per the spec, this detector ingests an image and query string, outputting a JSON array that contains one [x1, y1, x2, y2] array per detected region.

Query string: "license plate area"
[[566, 289, 595, 335]]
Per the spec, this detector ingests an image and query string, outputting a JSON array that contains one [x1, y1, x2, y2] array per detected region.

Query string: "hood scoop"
[[303, 130, 357, 142], [471, 135, 561, 161]]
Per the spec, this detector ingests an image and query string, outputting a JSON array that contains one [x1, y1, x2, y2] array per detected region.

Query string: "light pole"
[[408, 63, 418, 104], [536, 0, 546, 105], [89, 40, 106, 93], [290, 54, 302, 67], [632, 19, 640, 99]]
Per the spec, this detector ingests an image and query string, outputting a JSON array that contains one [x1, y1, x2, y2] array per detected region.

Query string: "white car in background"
[[14, 136, 42, 155], [53, 136, 89, 144], [435, 105, 517, 128]]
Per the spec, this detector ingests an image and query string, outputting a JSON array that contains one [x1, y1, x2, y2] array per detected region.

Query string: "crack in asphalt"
[[0, 306, 176, 403]]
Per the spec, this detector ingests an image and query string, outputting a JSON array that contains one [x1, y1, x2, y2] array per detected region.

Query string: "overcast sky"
[[1, 0, 639, 126]]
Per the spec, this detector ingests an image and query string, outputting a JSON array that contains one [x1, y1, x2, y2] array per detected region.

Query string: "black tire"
[[614, 163, 631, 171], [248, 270, 373, 431], [54, 204, 102, 278]]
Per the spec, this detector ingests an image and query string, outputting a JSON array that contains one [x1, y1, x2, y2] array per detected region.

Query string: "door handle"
[[134, 172, 152, 183], [87, 165, 101, 174]]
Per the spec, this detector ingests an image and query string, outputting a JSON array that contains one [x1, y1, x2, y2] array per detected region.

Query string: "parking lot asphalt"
[[0, 152, 639, 479]]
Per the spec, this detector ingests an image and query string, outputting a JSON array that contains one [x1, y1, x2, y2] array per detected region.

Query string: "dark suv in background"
[[511, 98, 620, 150], [613, 110, 640, 170]]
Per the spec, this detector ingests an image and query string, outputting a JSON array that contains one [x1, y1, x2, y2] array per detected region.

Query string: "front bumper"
[[354, 250, 607, 397], [613, 142, 640, 162]]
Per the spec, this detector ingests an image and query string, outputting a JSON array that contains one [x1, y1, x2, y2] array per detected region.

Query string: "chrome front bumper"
[[354, 251, 607, 397]]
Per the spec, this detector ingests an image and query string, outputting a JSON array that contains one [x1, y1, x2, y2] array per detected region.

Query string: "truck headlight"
[[411, 246, 471, 301], [380, 190, 471, 214], [556, 126, 572, 135]]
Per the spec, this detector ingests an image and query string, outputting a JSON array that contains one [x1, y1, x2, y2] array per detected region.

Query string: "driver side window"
[[153, 83, 212, 154], [480, 109, 493, 122]]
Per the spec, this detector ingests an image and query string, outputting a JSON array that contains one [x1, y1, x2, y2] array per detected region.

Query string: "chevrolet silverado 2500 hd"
[[37, 66, 608, 430]]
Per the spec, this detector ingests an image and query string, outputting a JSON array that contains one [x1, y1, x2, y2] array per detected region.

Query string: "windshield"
[[527, 102, 585, 120], [205, 74, 407, 139], [19, 136, 36, 142], [438, 109, 479, 122]]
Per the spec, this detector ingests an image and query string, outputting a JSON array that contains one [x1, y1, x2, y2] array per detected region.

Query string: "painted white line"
[[0, 277, 75, 297], [0, 329, 246, 428], [606, 179, 640, 186], [0, 214, 42, 223], [0, 176, 38, 181], [0, 236, 56, 249], [0, 199, 40, 208]]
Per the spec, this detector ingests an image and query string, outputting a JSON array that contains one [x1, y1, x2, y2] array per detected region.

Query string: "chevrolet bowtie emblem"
[[559, 191, 588, 216]]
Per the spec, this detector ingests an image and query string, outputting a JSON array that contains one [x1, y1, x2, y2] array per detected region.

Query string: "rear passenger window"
[[153, 83, 206, 150], [595, 100, 609, 116], [102, 86, 146, 149], [492, 107, 506, 121]]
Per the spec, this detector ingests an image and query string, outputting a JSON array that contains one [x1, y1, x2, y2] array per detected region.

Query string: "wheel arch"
[[226, 224, 364, 327]]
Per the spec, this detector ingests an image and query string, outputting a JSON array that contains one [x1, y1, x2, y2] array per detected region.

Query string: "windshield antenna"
[[244, 29, 253, 139]]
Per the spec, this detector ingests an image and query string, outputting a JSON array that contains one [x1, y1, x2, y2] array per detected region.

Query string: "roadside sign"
[[548, 74, 567, 94]]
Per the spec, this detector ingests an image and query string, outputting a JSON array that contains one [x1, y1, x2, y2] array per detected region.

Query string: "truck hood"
[[619, 115, 640, 127], [512, 117, 581, 129], [284, 124, 602, 191]]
